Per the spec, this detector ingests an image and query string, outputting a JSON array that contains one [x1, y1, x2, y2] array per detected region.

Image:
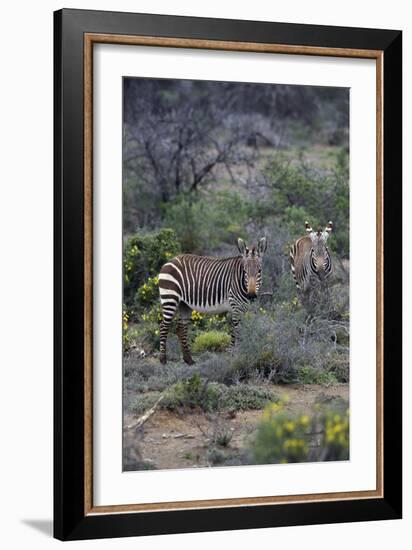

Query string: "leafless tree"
[[124, 80, 264, 204]]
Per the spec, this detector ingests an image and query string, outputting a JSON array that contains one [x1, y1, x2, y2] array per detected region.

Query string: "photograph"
[[122, 76, 350, 471]]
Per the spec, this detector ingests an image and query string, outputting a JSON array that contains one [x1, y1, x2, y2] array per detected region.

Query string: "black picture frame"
[[54, 8, 402, 541]]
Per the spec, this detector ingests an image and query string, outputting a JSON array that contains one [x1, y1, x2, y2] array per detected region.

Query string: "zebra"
[[290, 221, 333, 292], [158, 237, 267, 364]]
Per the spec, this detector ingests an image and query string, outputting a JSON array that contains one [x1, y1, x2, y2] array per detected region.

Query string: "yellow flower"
[[191, 310, 203, 322], [284, 421, 295, 433]]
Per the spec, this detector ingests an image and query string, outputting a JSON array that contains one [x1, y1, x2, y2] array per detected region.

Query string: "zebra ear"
[[258, 237, 267, 255], [325, 221, 333, 233], [237, 238, 247, 255], [305, 221, 313, 233]]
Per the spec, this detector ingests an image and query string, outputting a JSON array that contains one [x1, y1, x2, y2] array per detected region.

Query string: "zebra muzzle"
[[247, 280, 257, 299]]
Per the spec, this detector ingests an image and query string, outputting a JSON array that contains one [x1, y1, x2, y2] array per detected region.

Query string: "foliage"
[[129, 374, 278, 415], [321, 408, 350, 460], [297, 366, 338, 385], [229, 288, 349, 384], [253, 400, 309, 464], [136, 276, 160, 309], [123, 306, 130, 351], [161, 375, 278, 413], [214, 426, 233, 448], [163, 190, 251, 254], [206, 447, 227, 465], [124, 357, 197, 400], [167, 372, 209, 410], [230, 309, 282, 382], [195, 353, 235, 384], [129, 373, 222, 413], [123, 228, 180, 315], [192, 331, 231, 353], [220, 384, 279, 412], [191, 311, 230, 333], [251, 399, 349, 464]]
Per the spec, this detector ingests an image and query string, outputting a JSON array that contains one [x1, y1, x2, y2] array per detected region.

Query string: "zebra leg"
[[159, 301, 179, 364], [176, 303, 194, 365], [229, 310, 241, 351]]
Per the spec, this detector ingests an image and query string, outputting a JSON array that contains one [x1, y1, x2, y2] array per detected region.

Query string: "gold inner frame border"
[[83, 33, 384, 515]]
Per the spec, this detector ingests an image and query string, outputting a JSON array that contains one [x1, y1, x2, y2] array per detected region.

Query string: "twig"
[[125, 394, 165, 431]]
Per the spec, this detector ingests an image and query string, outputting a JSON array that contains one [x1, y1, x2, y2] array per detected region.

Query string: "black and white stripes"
[[290, 221, 333, 292], [158, 237, 267, 364]]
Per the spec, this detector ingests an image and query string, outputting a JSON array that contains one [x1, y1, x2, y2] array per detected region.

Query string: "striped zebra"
[[158, 237, 267, 364], [290, 221, 333, 292]]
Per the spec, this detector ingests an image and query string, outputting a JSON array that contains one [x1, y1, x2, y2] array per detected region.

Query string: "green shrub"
[[124, 359, 199, 403], [189, 311, 230, 334], [214, 426, 233, 448], [163, 191, 251, 254], [230, 309, 285, 382], [135, 276, 160, 308], [168, 372, 208, 410], [124, 228, 180, 312], [193, 331, 231, 353], [123, 306, 130, 351], [229, 297, 349, 384], [162, 380, 277, 413], [128, 321, 160, 353], [204, 314, 231, 332], [220, 384, 278, 412], [297, 366, 339, 385], [183, 452, 194, 460], [196, 353, 235, 384], [321, 408, 350, 460], [158, 373, 223, 412], [253, 401, 310, 464], [206, 447, 226, 465], [129, 377, 278, 415], [251, 400, 349, 464], [327, 354, 349, 383]]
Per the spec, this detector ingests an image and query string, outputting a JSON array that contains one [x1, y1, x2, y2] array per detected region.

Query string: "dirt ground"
[[123, 384, 349, 471]]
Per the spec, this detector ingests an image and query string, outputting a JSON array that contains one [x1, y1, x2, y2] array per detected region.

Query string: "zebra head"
[[237, 237, 267, 299], [305, 221, 333, 280]]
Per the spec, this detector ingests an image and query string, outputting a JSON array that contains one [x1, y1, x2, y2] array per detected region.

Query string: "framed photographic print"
[[54, 8, 402, 541]]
